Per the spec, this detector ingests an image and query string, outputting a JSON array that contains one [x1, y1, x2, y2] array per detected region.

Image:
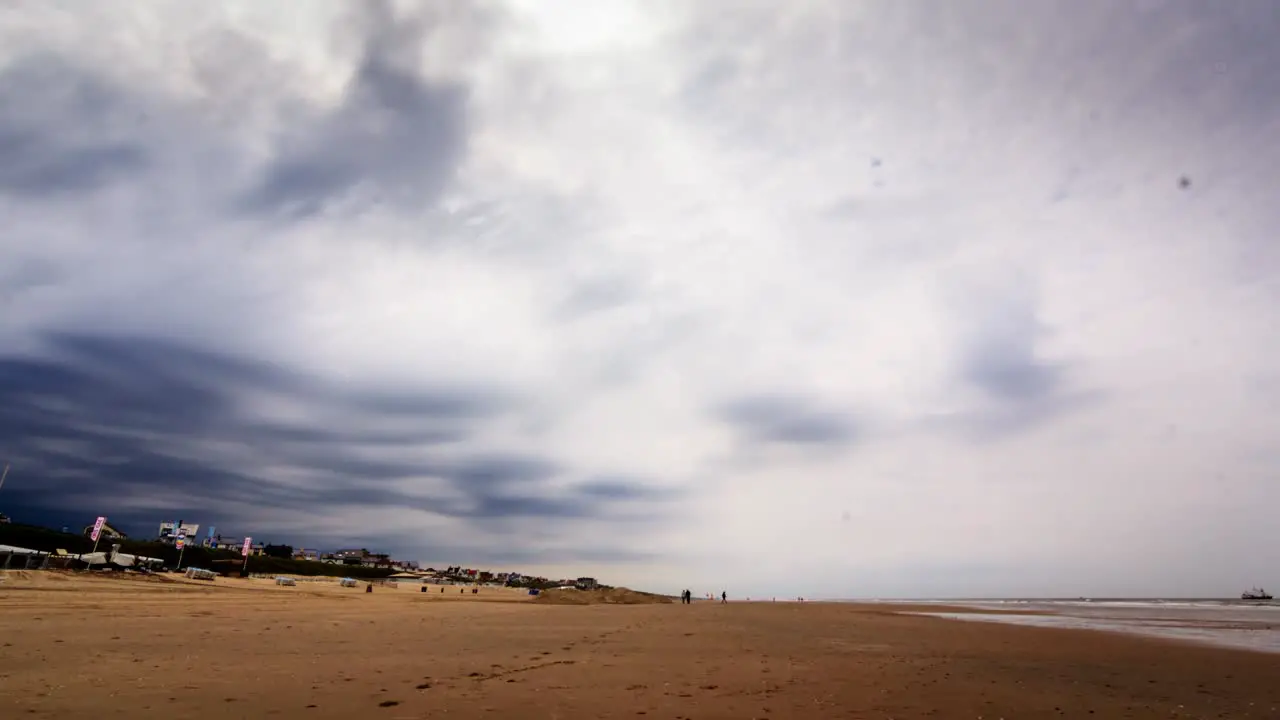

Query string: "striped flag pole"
[[89, 516, 107, 566]]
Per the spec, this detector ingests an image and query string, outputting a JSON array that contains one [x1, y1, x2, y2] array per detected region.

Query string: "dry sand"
[[2, 571, 1279, 719]]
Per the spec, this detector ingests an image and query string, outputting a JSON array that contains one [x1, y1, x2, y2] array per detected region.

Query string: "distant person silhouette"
[[721, 591, 727, 604]]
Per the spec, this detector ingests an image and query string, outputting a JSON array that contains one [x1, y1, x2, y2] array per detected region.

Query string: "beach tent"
[[0, 544, 51, 570], [185, 567, 217, 581], [73, 551, 111, 567], [339, 577, 360, 588], [275, 576, 297, 586]]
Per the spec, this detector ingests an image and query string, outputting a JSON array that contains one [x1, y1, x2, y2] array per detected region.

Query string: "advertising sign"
[[175, 534, 186, 550], [90, 516, 106, 542], [241, 537, 252, 557]]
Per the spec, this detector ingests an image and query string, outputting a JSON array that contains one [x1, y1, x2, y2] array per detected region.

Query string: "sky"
[[1, 0, 1278, 599]]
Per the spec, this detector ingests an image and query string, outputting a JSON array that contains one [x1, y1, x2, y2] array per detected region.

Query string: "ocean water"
[[889, 599, 1280, 654]]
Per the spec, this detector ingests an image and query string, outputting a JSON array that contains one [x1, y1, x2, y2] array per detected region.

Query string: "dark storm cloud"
[[239, 0, 469, 218], [0, 55, 148, 197], [716, 395, 858, 446], [0, 334, 675, 550]]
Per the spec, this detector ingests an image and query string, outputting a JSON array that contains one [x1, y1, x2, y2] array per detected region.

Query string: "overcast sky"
[[1, 0, 1277, 598]]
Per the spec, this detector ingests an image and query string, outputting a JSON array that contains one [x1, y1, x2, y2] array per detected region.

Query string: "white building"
[[157, 521, 200, 543]]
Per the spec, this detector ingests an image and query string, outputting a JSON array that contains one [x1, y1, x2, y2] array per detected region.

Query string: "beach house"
[[82, 520, 127, 540]]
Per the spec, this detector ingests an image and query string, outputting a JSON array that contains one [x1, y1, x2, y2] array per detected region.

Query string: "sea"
[[874, 599, 1280, 654]]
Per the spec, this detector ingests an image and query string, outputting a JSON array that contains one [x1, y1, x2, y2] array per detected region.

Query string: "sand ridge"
[[533, 587, 673, 605]]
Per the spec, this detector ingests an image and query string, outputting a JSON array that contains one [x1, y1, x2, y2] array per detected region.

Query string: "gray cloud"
[[933, 284, 1100, 440], [238, 0, 470, 218], [0, 56, 148, 197], [554, 275, 640, 321], [717, 395, 858, 446], [961, 300, 1063, 406], [0, 333, 678, 558]]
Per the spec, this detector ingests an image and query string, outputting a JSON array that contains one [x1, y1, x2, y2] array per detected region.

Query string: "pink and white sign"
[[90, 516, 106, 542], [241, 537, 252, 557]]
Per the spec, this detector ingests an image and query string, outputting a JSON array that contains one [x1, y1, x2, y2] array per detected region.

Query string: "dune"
[[534, 587, 673, 605]]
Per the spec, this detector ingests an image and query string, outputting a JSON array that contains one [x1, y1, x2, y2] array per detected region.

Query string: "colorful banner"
[[207, 526, 215, 539], [175, 534, 186, 550], [241, 537, 252, 557], [90, 516, 106, 542]]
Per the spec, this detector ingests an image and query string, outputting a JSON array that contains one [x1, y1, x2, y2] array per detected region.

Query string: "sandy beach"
[[3, 572, 1279, 719]]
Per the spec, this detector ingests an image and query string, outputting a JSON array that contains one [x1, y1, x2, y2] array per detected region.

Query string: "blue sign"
[[207, 526, 215, 539]]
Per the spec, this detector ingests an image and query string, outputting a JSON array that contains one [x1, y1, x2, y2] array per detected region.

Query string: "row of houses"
[[153, 525, 420, 570], [313, 548, 417, 571], [79, 520, 597, 587]]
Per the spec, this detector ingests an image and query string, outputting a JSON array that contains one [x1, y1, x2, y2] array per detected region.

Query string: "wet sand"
[[3, 572, 1280, 719]]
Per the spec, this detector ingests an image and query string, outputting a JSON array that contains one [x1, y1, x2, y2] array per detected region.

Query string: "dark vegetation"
[[261, 544, 293, 559], [0, 523, 394, 579]]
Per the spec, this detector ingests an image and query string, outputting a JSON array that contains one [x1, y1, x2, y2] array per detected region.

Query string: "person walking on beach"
[[721, 591, 727, 604]]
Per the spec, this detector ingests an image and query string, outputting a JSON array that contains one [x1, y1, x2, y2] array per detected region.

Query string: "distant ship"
[[1241, 587, 1273, 601]]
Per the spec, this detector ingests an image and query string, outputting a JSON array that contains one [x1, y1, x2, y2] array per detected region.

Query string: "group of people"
[[679, 589, 727, 604]]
